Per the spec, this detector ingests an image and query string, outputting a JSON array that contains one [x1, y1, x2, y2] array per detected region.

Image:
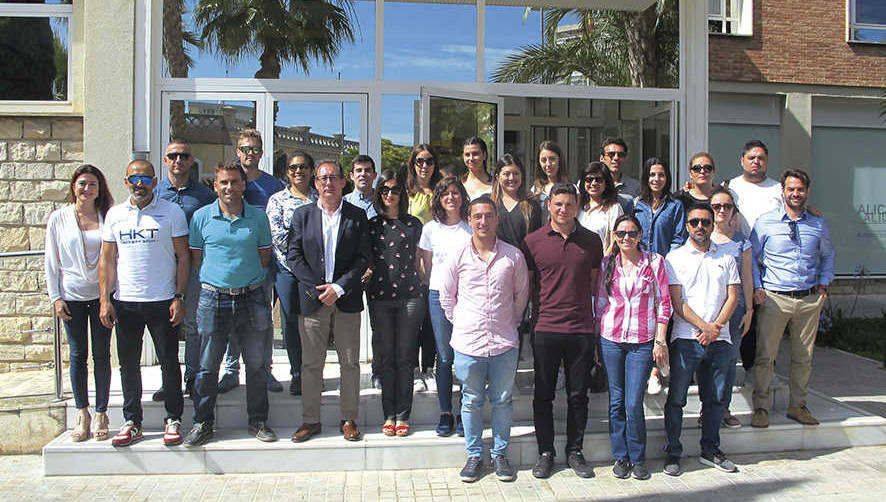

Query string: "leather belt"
[[201, 282, 262, 295], [771, 287, 817, 299]]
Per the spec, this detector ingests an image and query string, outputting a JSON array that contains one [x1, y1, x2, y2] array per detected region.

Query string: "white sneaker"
[[423, 371, 437, 392], [555, 367, 566, 390], [647, 373, 663, 395], [413, 368, 427, 392]]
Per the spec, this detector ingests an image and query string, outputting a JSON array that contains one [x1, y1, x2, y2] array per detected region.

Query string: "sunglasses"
[[788, 220, 799, 242], [237, 146, 262, 155], [584, 176, 605, 184], [687, 218, 713, 228], [288, 163, 310, 171], [614, 230, 640, 239], [126, 174, 155, 185], [711, 203, 734, 212], [415, 157, 435, 166], [690, 164, 715, 174], [603, 150, 626, 159], [379, 186, 402, 196], [166, 152, 191, 161]]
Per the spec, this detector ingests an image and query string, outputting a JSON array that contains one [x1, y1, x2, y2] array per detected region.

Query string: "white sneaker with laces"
[[647, 372, 663, 395]]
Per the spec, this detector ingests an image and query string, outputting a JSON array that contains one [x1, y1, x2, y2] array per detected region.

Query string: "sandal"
[[395, 421, 410, 437], [93, 412, 110, 441], [71, 408, 91, 442], [382, 420, 396, 436]]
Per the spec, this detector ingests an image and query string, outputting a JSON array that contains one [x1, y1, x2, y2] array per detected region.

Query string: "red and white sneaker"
[[163, 419, 183, 446], [111, 420, 143, 447]]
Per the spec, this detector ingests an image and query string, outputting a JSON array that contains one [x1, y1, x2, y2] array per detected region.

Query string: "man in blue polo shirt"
[[183, 161, 277, 446]]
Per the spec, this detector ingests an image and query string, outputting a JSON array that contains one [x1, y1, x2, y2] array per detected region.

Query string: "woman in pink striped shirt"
[[595, 214, 672, 480]]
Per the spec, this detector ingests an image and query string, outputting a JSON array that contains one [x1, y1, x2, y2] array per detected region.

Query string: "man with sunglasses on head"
[[217, 129, 286, 395], [663, 202, 740, 476], [748, 169, 834, 429], [600, 137, 640, 214], [153, 140, 216, 402], [99, 160, 190, 447]]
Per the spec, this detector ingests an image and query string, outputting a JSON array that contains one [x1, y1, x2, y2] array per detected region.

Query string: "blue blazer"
[[633, 196, 686, 256], [286, 200, 369, 315]]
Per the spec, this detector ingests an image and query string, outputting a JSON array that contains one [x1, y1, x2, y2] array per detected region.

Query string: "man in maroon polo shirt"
[[524, 182, 603, 479]]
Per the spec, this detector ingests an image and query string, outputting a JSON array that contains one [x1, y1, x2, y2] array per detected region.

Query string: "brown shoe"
[[787, 406, 820, 426], [751, 408, 769, 428], [341, 420, 362, 441], [291, 423, 322, 443]]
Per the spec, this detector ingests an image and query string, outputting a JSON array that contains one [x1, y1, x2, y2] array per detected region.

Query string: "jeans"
[[369, 297, 425, 420], [274, 266, 302, 379], [62, 299, 112, 412], [664, 338, 732, 457], [114, 299, 183, 425], [222, 261, 276, 378], [532, 331, 594, 456], [454, 348, 518, 458], [193, 286, 271, 425], [428, 290, 455, 414], [600, 338, 654, 464], [182, 268, 201, 384], [723, 303, 746, 411]]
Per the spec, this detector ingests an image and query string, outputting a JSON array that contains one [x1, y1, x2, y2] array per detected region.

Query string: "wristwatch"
[[173, 293, 185, 301]]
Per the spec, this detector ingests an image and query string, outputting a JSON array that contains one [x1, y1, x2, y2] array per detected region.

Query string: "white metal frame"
[[420, 87, 504, 158], [707, 0, 753, 36], [849, 0, 886, 43]]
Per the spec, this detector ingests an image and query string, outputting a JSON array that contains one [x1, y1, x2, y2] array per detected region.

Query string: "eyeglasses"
[[379, 186, 402, 196], [166, 152, 191, 161], [614, 230, 640, 239], [687, 218, 712, 228], [316, 174, 341, 184], [288, 163, 310, 171], [126, 174, 155, 185], [603, 150, 626, 159], [788, 220, 799, 242], [237, 146, 262, 155], [711, 203, 734, 212], [415, 157, 435, 166], [584, 176, 605, 184], [690, 164, 715, 174]]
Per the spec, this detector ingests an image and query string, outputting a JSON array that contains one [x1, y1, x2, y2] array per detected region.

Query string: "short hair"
[[216, 161, 247, 181], [316, 159, 345, 178], [639, 157, 671, 204], [686, 202, 715, 221], [431, 176, 470, 223], [127, 159, 155, 177], [238, 128, 263, 148], [469, 194, 497, 217], [352, 154, 376, 172], [289, 151, 315, 170], [578, 161, 618, 209], [548, 182, 579, 202], [373, 169, 408, 217], [66, 164, 114, 218], [167, 138, 190, 149], [742, 139, 768, 157], [600, 137, 628, 156], [781, 168, 811, 189], [689, 152, 716, 171]]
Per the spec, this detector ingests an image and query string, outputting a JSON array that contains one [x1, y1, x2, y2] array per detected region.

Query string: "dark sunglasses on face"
[[614, 230, 640, 239], [288, 163, 310, 171], [603, 150, 626, 159], [415, 157, 435, 166], [690, 164, 715, 174], [687, 218, 713, 228], [126, 174, 154, 185], [711, 203, 734, 212], [166, 152, 191, 161], [379, 186, 402, 196], [585, 176, 605, 184], [238, 145, 262, 155]]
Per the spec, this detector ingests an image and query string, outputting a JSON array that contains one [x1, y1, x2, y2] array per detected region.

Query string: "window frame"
[[707, 0, 752, 37], [849, 0, 886, 44]]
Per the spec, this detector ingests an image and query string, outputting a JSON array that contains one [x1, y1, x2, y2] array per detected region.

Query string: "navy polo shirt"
[[154, 177, 216, 224]]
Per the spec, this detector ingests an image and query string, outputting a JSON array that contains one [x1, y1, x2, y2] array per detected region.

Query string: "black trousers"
[[532, 331, 594, 457], [739, 309, 759, 370], [369, 297, 426, 421]]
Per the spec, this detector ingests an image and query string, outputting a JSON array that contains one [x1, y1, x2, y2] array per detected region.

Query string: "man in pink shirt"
[[440, 195, 529, 483]]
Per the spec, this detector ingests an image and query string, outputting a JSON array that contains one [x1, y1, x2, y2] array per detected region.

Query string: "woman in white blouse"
[[578, 161, 624, 256], [44, 164, 114, 441]]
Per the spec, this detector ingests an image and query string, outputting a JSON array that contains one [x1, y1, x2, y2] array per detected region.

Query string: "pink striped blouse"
[[595, 251, 672, 344]]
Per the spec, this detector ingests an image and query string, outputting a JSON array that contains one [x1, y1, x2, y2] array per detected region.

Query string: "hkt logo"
[[118, 228, 160, 242]]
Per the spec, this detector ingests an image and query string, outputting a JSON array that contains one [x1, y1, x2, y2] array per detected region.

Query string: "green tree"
[[163, 0, 202, 138]]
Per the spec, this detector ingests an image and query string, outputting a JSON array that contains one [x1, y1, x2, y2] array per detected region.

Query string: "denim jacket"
[[632, 196, 686, 256]]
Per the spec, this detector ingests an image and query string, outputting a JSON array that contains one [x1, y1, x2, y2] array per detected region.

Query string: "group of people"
[[44, 129, 834, 482]]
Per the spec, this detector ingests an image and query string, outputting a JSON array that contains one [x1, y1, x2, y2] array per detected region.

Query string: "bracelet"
[[654, 339, 667, 347]]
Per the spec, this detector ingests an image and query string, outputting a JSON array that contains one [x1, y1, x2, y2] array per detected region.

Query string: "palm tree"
[[163, 0, 202, 138], [490, 0, 677, 88], [193, 0, 356, 79]]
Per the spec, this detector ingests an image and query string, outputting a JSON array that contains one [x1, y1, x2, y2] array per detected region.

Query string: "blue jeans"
[[723, 304, 746, 411], [600, 338, 654, 464], [182, 268, 201, 384], [62, 299, 112, 412], [454, 348, 518, 458], [274, 266, 301, 379], [221, 261, 276, 377], [428, 290, 455, 414], [193, 285, 271, 425], [664, 338, 732, 457]]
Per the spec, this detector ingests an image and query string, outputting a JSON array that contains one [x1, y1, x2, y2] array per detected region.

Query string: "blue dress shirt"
[[154, 177, 216, 224], [633, 196, 686, 256], [343, 189, 377, 220], [750, 207, 835, 291]]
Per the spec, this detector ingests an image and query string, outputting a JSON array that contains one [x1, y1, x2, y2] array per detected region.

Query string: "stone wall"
[[0, 116, 83, 371]]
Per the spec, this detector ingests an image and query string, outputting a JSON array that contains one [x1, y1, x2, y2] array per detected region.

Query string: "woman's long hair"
[[639, 157, 672, 206], [406, 144, 442, 197], [578, 161, 618, 210], [602, 214, 644, 294], [373, 169, 408, 217], [66, 164, 114, 218], [533, 140, 568, 192], [490, 153, 540, 236], [431, 176, 470, 223]]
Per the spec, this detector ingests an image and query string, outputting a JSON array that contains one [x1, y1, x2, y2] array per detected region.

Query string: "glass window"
[[381, 94, 419, 174], [0, 3, 71, 101], [708, 0, 752, 36], [383, 0, 476, 82], [274, 100, 362, 179], [427, 95, 497, 177], [851, 0, 886, 43]]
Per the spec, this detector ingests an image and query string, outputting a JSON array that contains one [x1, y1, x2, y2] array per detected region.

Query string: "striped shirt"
[[595, 251, 672, 344]]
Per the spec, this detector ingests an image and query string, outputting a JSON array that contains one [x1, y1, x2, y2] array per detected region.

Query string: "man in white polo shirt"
[[663, 202, 740, 477], [99, 159, 190, 447]]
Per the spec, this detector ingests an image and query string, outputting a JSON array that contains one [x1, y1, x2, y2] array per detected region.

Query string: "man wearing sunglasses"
[[600, 137, 641, 214], [99, 160, 190, 447], [748, 169, 834, 429], [663, 203, 740, 476], [153, 140, 216, 403]]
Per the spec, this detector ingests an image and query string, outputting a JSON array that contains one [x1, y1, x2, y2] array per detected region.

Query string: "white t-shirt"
[[418, 220, 472, 291], [578, 202, 623, 252], [665, 241, 740, 343], [102, 196, 188, 302], [728, 175, 783, 236]]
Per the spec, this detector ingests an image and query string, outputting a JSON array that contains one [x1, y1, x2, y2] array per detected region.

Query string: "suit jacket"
[[286, 200, 369, 315]]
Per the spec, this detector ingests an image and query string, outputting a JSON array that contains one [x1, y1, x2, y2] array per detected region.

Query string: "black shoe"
[[184, 380, 194, 397], [183, 422, 213, 447], [612, 459, 632, 479], [492, 456, 516, 482], [455, 415, 465, 437], [289, 378, 301, 396], [267, 373, 283, 392], [567, 451, 594, 478], [217, 373, 239, 394], [436, 413, 454, 437], [151, 387, 166, 402], [699, 448, 738, 473], [632, 463, 651, 480], [248, 421, 278, 442], [532, 452, 554, 479], [460, 456, 483, 483], [371, 374, 382, 390], [663, 455, 682, 476]]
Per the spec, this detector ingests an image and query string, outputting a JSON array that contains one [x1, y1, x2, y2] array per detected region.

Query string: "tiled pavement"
[[9, 444, 886, 501]]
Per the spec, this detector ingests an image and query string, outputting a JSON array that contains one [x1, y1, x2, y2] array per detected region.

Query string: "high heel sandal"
[[395, 421, 410, 437], [93, 412, 109, 441], [71, 409, 92, 442], [382, 420, 396, 436]]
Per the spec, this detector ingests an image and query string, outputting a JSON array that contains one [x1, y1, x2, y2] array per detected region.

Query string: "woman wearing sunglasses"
[[595, 215, 671, 481], [578, 162, 624, 256], [367, 170, 426, 437], [678, 152, 717, 211], [709, 187, 754, 429]]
